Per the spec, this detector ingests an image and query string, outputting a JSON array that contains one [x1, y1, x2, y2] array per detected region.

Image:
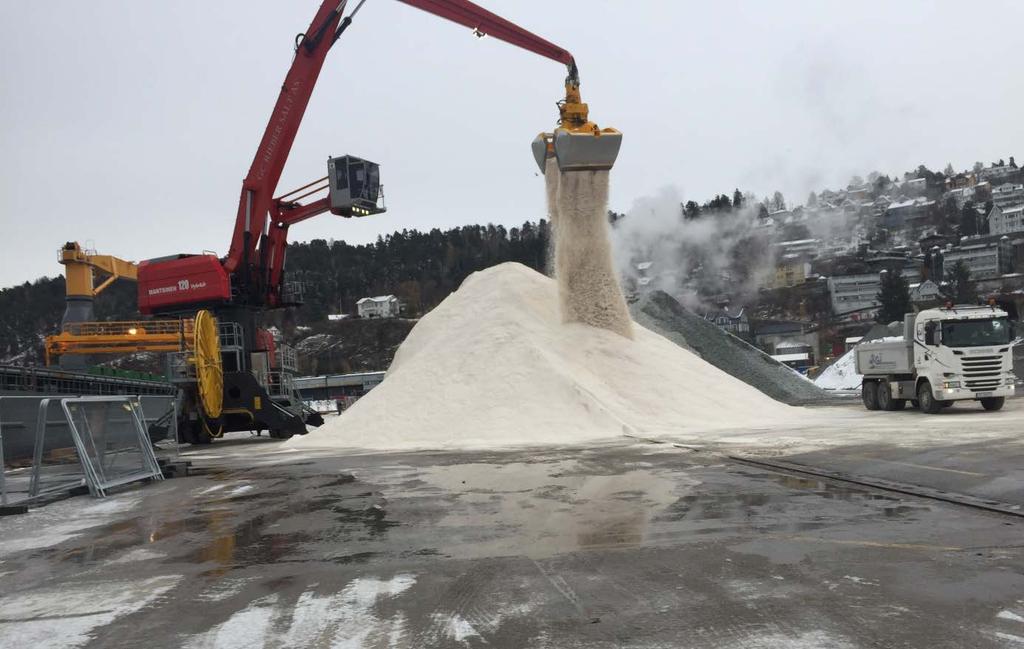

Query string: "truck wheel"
[[917, 381, 941, 414], [877, 380, 896, 411], [862, 381, 879, 410], [980, 397, 1005, 411]]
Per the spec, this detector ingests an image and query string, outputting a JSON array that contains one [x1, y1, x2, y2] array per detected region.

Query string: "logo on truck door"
[[868, 353, 897, 370]]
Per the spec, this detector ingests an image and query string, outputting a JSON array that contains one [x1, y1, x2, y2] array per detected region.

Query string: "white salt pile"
[[288, 263, 797, 452], [548, 160, 633, 339], [813, 347, 862, 391]]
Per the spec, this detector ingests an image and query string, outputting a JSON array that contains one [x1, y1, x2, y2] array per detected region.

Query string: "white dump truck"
[[856, 305, 1016, 413]]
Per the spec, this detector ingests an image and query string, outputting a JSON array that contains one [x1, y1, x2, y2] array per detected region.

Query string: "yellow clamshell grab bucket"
[[532, 77, 622, 173]]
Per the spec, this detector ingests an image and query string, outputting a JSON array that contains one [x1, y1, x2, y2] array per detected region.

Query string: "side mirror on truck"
[[924, 321, 937, 346]]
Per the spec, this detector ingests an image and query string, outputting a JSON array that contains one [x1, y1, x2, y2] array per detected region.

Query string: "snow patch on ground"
[[998, 610, 1024, 623], [992, 631, 1024, 644], [814, 347, 862, 390], [182, 574, 416, 648], [106, 547, 166, 565], [734, 629, 857, 648], [0, 494, 142, 554], [225, 484, 254, 497], [0, 575, 180, 648], [433, 613, 481, 643]]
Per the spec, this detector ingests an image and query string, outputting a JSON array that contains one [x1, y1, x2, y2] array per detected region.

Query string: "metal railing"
[[219, 321, 244, 351], [266, 371, 297, 398], [61, 320, 191, 337], [276, 344, 298, 372], [2, 394, 174, 506]]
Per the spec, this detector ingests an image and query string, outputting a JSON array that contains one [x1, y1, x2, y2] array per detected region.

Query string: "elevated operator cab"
[[328, 155, 385, 217]]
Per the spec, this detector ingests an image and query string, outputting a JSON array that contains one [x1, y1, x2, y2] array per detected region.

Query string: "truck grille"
[[960, 355, 1003, 392]]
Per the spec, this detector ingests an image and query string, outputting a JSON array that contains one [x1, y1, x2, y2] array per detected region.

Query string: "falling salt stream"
[[546, 158, 633, 339]]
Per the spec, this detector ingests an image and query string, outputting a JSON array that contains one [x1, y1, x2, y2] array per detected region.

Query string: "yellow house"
[[767, 256, 810, 289]]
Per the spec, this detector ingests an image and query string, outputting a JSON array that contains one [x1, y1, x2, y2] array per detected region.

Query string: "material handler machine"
[[52, 0, 622, 443]]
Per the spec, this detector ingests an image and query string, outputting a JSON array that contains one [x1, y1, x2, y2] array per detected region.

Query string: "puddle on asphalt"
[[770, 474, 898, 500], [408, 460, 696, 558], [22, 457, 935, 574]]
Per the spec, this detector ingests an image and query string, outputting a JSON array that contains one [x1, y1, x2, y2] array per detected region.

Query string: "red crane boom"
[[140, 0, 576, 315]]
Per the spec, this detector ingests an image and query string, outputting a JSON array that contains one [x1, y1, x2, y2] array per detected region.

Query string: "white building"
[[988, 204, 1024, 236], [827, 267, 921, 318], [776, 238, 820, 257], [943, 243, 1001, 279], [356, 295, 400, 319], [909, 279, 941, 304], [828, 273, 882, 317], [978, 164, 1018, 183], [992, 183, 1024, 209]]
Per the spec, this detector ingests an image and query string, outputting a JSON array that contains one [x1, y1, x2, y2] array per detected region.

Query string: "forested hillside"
[[0, 221, 551, 365]]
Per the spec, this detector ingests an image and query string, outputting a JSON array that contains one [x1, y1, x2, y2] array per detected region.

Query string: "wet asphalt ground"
[[2, 414, 1024, 649]]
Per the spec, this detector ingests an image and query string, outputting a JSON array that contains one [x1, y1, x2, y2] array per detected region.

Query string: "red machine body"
[[137, 255, 231, 315]]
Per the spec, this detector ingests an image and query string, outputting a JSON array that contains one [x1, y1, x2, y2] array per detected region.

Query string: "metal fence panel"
[[137, 394, 179, 454], [25, 397, 91, 501], [60, 397, 164, 497]]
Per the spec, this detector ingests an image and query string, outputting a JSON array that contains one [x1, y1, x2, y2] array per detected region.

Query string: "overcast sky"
[[1, 0, 1022, 287]]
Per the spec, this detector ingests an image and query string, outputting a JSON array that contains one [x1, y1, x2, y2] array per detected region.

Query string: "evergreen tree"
[[806, 191, 817, 208], [683, 200, 701, 220], [771, 191, 786, 211], [946, 261, 976, 304], [943, 162, 955, 176], [876, 269, 911, 324], [960, 201, 979, 236], [982, 200, 994, 235], [732, 188, 743, 209]]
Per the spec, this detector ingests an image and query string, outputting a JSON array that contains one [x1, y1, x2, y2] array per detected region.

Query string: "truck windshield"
[[941, 318, 1011, 347]]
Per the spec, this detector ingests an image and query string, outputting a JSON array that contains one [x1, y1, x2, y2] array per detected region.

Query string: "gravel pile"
[[630, 290, 832, 405]]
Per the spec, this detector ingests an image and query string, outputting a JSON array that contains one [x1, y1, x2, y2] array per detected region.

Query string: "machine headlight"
[[943, 381, 960, 389]]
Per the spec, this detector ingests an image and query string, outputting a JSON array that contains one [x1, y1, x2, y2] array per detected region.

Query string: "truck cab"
[[857, 306, 1016, 413]]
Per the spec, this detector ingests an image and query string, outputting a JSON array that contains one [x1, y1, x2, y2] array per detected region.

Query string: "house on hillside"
[[356, 295, 400, 319], [978, 164, 1019, 184], [942, 241, 1003, 280], [767, 255, 812, 289], [989, 205, 1024, 236], [992, 183, 1024, 209], [909, 280, 942, 306], [883, 197, 935, 229], [703, 306, 751, 339]]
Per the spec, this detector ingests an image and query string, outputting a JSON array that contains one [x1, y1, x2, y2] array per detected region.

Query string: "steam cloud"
[[610, 186, 779, 311]]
